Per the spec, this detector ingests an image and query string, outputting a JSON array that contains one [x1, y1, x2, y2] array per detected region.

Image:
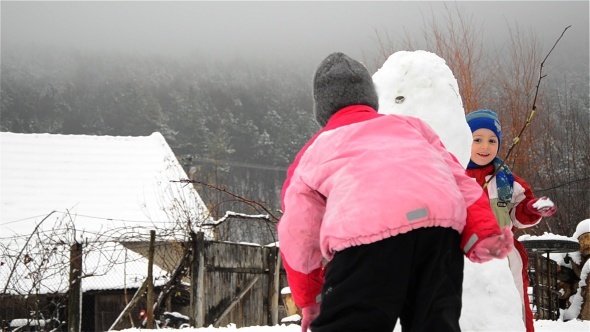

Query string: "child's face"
[[470, 128, 499, 166]]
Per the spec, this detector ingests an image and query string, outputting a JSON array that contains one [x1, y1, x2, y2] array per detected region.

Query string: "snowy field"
[[119, 318, 589, 332]]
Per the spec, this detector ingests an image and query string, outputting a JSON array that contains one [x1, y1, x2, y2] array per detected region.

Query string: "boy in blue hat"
[[466, 109, 557, 332]]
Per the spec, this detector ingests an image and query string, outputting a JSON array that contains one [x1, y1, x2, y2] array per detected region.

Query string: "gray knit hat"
[[313, 52, 379, 126]]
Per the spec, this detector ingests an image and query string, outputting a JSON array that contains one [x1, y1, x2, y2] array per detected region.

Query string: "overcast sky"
[[1, 1, 588, 69]]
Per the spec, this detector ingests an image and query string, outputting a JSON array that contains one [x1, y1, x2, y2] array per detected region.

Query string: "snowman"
[[373, 50, 472, 168], [373, 50, 525, 331]]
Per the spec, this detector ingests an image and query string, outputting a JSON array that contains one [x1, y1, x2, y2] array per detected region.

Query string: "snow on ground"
[[119, 318, 589, 332]]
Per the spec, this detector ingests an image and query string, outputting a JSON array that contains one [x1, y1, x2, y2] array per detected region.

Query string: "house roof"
[[1, 131, 210, 239], [0, 131, 211, 293]]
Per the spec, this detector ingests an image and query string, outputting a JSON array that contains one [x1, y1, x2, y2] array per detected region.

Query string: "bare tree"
[[369, 4, 586, 236], [522, 77, 590, 236], [1, 212, 74, 327], [369, 2, 490, 112], [489, 24, 543, 179]]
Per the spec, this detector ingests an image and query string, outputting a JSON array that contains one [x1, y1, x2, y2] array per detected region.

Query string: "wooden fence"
[[1, 231, 290, 331], [190, 231, 288, 327], [94, 230, 289, 331], [528, 253, 560, 320]]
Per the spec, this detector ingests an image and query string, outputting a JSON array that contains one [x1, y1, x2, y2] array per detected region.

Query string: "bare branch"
[[171, 179, 280, 222], [2, 211, 56, 294], [484, 26, 571, 188]]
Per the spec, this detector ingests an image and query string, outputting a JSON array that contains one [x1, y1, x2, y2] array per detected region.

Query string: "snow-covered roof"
[[0, 131, 211, 294], [1, 131, 210, 239]]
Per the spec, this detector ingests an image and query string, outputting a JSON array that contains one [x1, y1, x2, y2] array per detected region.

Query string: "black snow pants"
[[310, 227, 464, 332]]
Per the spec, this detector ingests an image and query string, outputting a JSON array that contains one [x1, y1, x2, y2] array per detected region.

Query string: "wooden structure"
[[522, 238, 580, 320], [1, 235, 289, 331], [192, 234, 287, 327], [281, 291, 301, 317], [68, 242, 82, 332], [120, 232, 289, 329], [574, 231, 590, 320], [528, 253, 559, 320]]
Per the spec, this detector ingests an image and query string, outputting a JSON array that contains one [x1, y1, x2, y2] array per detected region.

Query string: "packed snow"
[[119, 317, 589, 332], [533, 197, 557, 209]]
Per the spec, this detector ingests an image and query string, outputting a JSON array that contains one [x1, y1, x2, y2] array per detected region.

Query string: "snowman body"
[[374, 50, 525, 331]]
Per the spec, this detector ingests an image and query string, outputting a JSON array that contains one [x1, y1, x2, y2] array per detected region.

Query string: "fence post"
[[266, 246, 280, 325], [190, 231, 205, 327], [146, 230, 155, 328], [68, 242, 82, 332]]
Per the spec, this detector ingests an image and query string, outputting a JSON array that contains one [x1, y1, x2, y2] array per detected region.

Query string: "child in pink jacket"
[[277, 52, 513, 332]]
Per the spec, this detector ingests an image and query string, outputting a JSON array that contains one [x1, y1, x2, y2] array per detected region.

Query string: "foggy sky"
[[1, 1, 588, 68]]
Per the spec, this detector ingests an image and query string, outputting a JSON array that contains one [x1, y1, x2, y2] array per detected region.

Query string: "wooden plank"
[[212, 275, 260, 327], [266, 247, 280, 325], [204, 241, 266, 269], [206, 267, 267, 274], [146, 230, 155, 328], [194, 232, 206, 327], [107, 280, 147, 331], [68, 242, 82, 332]]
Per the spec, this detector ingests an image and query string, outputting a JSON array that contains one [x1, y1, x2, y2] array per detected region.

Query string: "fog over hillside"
[[1, 1, 588, 225], [2, 1, 588, 71]]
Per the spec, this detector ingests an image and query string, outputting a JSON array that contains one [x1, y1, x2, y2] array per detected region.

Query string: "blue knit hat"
[[466, 109, 502, 144]]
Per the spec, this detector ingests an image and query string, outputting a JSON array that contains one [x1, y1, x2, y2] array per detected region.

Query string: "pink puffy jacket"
[[278, 105, 500, 308]]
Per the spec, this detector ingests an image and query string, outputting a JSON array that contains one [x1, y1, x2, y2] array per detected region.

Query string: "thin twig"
[[534, 176, 590, 193], [171, 179, 280, 222], [2, 211, 56, 294], [484, 26, 570, 188]]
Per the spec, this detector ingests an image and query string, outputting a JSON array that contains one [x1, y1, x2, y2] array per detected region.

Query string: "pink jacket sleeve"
[[412, 118, 502, 256], [462, 192, 505, 256], [278, 163, 326, 308], [280, 255, 324, 309]]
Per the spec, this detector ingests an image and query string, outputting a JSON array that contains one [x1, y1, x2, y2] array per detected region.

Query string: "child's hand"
[[527, 197, 557, 217], [468, 227, 514, 263], [301, 303, 321, 332]]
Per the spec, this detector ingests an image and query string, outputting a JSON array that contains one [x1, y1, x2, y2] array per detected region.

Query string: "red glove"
[[300, 303, 321, 332], [527, 197, 557, 217], [469, 227, 514, 263]]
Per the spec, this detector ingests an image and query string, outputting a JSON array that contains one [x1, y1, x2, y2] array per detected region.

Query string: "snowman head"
[[372, 50, 463, 119], [372, 50, 473, 168]]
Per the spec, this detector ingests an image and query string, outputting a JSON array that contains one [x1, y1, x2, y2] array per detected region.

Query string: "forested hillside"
[[1, 45, 319, 218], [1, 43, 588, 237]]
